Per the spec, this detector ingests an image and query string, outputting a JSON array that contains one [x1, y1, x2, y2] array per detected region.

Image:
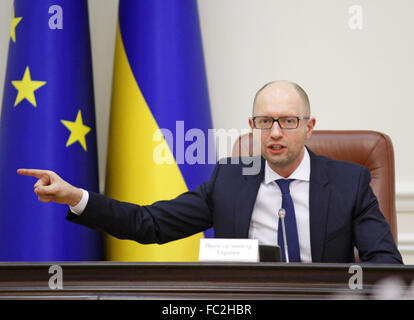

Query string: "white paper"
[[198, 238, 259, 263]]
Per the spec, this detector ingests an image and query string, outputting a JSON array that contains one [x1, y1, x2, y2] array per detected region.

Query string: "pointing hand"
[[17, 169, 82, 207]]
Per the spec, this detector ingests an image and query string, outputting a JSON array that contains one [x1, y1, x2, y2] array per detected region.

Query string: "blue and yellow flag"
[[106, 0, 214, 261], [0, 1, 102, 260]]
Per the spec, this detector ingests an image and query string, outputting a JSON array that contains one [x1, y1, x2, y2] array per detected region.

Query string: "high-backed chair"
[[232, 130, 398, 243]]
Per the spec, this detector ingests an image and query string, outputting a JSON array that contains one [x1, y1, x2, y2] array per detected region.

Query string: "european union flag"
[[0, 1, 102, 260]]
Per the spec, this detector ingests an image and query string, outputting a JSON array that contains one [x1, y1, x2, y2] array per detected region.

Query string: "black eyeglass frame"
[[252, 116, 310, 130]]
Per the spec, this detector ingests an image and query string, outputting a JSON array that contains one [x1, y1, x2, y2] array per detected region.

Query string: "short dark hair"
[[253, 80, 310, 116]]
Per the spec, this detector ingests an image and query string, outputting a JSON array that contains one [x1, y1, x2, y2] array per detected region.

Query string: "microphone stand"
[[278, 208, 289, 263]]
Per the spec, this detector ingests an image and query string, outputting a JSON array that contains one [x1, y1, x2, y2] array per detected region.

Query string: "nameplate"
[[198, 238, 259, 263]]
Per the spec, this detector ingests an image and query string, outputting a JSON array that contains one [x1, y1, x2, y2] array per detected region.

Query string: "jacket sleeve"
[[66, 163, 221, 244], [353, 167, 403, 264]]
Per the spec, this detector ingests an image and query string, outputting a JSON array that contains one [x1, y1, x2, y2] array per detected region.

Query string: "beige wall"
[[0, 0, 413, 264]]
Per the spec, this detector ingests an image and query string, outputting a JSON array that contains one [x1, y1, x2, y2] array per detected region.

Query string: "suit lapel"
[[308, 149, 331, 262], [234, 157, 264, 238], [232, 152, 331, 262]]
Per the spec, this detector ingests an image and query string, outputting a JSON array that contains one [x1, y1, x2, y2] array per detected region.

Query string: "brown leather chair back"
[[232, 130, 398, 243]]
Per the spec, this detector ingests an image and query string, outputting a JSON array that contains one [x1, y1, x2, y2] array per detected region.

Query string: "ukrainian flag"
[[0, 1, 102, 260], [106, 0, 214, 261]]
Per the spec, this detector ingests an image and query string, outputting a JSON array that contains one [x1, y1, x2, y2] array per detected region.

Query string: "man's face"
[[249, 83, 315, 177]]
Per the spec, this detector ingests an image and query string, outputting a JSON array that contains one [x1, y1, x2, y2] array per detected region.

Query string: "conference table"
[[0, 262, 413, 300]]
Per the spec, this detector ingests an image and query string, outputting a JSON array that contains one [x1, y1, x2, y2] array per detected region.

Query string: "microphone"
[[278, 208, 289, 263]]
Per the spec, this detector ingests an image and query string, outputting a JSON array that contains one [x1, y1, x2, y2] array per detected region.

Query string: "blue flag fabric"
[[0, 0, 102, 260], [118, 0, 215, 240], [119, 0, 215, 190]]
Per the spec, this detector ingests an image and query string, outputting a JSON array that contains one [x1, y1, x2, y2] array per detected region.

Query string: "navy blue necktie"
[[276, 179, 301, 262]]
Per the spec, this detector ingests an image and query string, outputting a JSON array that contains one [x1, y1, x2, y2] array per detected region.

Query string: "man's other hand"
[[17, 169, 82, 207]]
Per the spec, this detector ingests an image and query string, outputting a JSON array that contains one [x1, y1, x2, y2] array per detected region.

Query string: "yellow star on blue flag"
[[61, 110, 91, 151], [11, 66, 46, 107], [10, 7, 22, 43]]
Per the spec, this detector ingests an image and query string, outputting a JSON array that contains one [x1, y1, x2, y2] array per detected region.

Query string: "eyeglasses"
[[252, 116, 310, 130]]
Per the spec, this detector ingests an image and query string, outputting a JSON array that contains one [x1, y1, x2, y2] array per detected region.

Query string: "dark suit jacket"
[[67, 149, 403, 264]]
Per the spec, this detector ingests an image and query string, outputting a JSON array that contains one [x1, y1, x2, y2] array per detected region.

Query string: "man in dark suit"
[[18, 80, 403, 263]]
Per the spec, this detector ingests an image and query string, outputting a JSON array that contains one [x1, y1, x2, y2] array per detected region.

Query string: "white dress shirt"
[[248, 148, 312, 262], [70, 148, 313, 262], [70, 189, 88, 215]]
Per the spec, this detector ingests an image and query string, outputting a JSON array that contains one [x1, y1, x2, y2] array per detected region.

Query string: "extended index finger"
[[17, 169, 50, 179]]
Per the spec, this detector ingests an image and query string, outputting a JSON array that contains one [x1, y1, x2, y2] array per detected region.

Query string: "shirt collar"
[[264, 147, 311, 184]]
